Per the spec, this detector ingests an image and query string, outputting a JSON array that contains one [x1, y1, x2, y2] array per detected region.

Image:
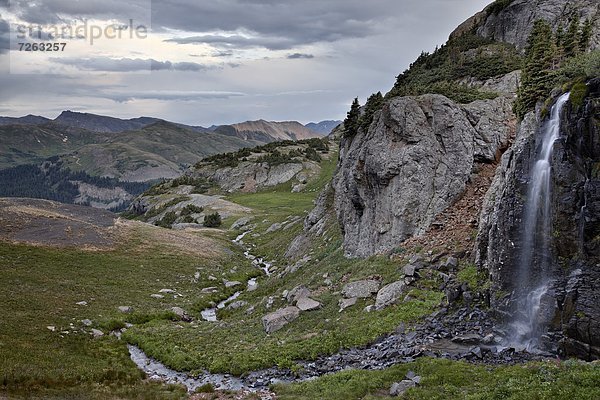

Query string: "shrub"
[[155, 211, 177, 228], [203, 212, 222, 228], [180, 204, 204, 216]]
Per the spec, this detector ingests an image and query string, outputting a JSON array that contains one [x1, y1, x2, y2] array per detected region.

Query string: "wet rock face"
[[333, 94, 514, 257], [476, 79, 600, 359], [476, 0, 600, 51]]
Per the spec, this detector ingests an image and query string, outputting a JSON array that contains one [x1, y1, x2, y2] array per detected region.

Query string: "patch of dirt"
[[0, 198, 117, 249], [402, 162, 498, 257], [118, 220, 226, 259], [0, 198, 228, 258]]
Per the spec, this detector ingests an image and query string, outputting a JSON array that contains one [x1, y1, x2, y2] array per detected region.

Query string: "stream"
[[127, 227, 547, 393], [128, 228, 280, 392]]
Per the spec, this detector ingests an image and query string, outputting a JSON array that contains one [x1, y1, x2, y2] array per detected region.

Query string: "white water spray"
[[509, 92, 570, 350]]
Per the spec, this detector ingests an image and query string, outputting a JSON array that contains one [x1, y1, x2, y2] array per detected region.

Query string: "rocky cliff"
[[333, 94, 515, 257], [476, 80, 600, 359], [451, 0, 599, 51]]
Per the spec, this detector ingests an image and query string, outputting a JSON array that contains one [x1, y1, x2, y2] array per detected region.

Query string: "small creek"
[[128, 228, 279, 392]]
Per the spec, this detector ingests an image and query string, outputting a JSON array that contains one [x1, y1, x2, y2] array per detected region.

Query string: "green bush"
[[203, 212, 222, 228], [180, 204, 204, 216], [155, 211, 177, 228]]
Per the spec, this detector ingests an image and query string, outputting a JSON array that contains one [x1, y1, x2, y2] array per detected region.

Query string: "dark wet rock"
[[452, 333, 483, 345]]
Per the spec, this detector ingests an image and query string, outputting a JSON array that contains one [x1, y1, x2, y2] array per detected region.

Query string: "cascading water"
[[509, 92, 570, 350]]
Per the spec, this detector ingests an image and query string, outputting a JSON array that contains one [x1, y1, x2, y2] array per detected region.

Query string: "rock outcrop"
[[476, 80, 600, 360], [333, 94, 514, 257], [475, 0, 600, 51]]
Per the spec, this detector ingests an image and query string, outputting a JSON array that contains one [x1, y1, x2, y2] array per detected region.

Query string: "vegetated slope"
[[0, 197, 250, 398], [53, 110, 162, 133], [0, 159, 151, 211], [127, 137, 334, 228]]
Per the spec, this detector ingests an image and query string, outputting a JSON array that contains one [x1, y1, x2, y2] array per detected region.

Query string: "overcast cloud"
[[0, 0, 492, 125]]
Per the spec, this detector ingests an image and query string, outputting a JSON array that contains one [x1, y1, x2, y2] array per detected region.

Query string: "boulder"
[[224, 280, 242, 288], [296, 297, 321, 311], [262, 306, 301, 334], [339, 297, 357, 312], [91, 329, 104, 338], [287, 285, 312, 304], [375, 281, 406, 310], [266, 223, 283, 233], [342, 280, 380, 299], [231, 217, 251, 230], [227, 301, 248, 310], [390, 380, 416, 396], [402, 263, 418, 277], [170, 307, 191, 321], [118, 306, 133, 313]]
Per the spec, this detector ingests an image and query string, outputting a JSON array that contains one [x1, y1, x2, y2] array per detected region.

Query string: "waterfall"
[[509, 92, 570, 350]]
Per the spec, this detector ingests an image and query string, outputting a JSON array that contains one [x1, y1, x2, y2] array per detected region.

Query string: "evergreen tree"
[[514, 20, 555, 119], [360, 92, 384, 132], [563, 14, 581, 58], [343, 97, 361, 138], [579, 18, 593, 52]]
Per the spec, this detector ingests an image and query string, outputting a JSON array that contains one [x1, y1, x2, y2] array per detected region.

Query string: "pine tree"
[[343, 97, 361, 138], [579, 18, 593, 52], [514, 20, 555, 119], [563, 14, 581, 58], [360, 92, 384, 132]]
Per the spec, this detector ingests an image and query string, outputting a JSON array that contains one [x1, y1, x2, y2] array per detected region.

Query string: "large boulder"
[[262, 307, 301, 334], [342, 280, 380, 299], [375, 281, 407, 310]]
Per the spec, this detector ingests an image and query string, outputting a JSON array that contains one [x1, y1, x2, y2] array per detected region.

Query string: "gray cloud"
[[287, 53, 314, 59], [166, 33, 295, 51], [0, 17, 8, 54], [51, 57, 210, 72], [104, 89, 246, 103]]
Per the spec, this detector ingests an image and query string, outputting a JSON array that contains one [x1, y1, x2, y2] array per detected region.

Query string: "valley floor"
[[1, 153, 599, 399]]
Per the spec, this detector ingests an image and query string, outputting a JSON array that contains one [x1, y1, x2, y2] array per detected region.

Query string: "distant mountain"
[[214, 120, 321, 142], [0, 114, 51, 126], [305, 120, 342, 135], [54, 111, 162, 133]]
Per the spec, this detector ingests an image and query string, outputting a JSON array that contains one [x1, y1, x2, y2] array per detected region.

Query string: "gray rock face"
[[196, 162, 304, 193], [476, 80, 600, 360], [475, 0, 600, 51], [262, 306, 301, 334], [342, 280, 380, 299], [375, 281, 407, 310], [334, 94, 514, 257]]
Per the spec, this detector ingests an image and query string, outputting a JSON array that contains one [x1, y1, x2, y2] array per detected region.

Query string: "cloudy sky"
[[0, 0, 491, 126]]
